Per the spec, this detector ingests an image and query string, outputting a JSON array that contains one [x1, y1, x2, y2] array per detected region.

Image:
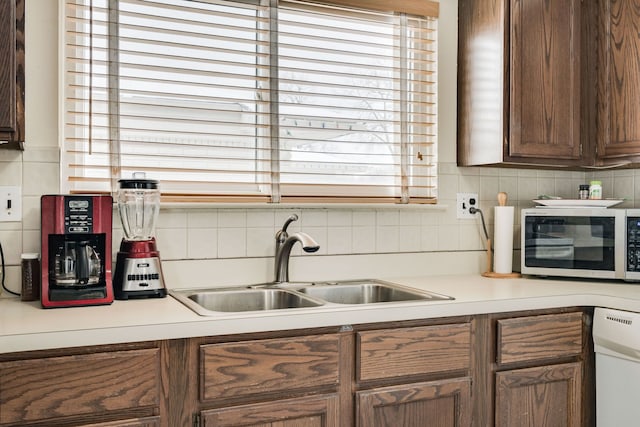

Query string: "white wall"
[[1, 0, 635, 294]]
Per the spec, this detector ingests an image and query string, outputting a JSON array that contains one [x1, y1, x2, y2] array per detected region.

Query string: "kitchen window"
[[62, 0, 438, 203]]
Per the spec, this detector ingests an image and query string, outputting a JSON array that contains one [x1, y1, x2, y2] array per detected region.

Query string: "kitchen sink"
[[178, 288, 325, 315], [290, 280, 453, 304], [171, 279, 453, 316]]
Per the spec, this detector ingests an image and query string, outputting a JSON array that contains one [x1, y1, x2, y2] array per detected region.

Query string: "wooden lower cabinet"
[[492, 310, 591, 427], [200, 394, 340, 427], [0, 343, 164, 427], [495, 362, 582, 427], [0, 308, 594, 427], [357, 378, 472, 427], [80, 417, 162, 427]]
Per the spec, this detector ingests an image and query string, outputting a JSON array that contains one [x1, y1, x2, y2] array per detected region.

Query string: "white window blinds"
[[63, 0, 438, 203]]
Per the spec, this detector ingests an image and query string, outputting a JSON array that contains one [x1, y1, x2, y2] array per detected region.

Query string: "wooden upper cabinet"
[[509, 0, 581, 162], [458, 0, 584, 167], [595, 0, 640, 164], [0, 0, 24, 149]]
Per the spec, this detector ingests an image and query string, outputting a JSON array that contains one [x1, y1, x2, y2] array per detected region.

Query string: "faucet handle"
[[281, 214, 298, 233]]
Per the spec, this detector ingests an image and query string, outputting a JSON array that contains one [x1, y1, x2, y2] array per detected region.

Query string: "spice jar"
[[589, 180, 603, 200], [21, 253, 40, 301], [579, 185, 590, 200]]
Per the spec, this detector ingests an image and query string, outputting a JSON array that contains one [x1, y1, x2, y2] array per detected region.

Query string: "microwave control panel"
[[627, 217, 640, 272]]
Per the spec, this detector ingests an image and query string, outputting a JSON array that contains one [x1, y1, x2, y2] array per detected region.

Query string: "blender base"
[[113, 240, 167, 300], [115, 287, 167, 300]]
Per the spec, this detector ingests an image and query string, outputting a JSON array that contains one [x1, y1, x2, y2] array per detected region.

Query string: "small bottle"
[[579, 184, 590, 200], [21, 253, 41, 302], [589, 180, 603, 200]]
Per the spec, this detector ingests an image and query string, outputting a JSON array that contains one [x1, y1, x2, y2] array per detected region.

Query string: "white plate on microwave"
[[532, 198, 624, 208]]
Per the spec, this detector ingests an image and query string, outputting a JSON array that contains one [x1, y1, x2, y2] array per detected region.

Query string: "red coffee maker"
[[41, 195, 114, 308]]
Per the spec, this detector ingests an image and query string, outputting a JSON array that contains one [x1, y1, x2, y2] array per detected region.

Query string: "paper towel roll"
[[493, 206, 514, 274]]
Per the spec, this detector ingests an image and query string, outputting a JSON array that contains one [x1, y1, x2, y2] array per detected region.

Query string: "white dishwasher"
[[593, 307, 640, 427]]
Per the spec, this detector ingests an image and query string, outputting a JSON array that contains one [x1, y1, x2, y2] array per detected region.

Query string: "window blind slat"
[[62, 0, 437, 202]]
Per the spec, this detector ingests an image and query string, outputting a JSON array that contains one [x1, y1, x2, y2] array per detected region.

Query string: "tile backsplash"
[[1, 144, 637, 294]]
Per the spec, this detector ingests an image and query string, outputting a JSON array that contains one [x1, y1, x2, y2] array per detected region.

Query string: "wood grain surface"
[[497, 312, 583, 365], [357, 323, 471, 382], [200, 334, 340, 401], [495, 362, 582, 427], [201, 393, 340, 427], [0, 348, 161, 424], [357, 377, 472, 427]]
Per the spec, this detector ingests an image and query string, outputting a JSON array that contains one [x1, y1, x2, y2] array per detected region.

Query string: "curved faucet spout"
[[274, 231, 319, 283]]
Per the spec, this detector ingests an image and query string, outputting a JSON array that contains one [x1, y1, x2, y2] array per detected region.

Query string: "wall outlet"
[[0, 186, 22, 222], [457, 192, 478, 219]]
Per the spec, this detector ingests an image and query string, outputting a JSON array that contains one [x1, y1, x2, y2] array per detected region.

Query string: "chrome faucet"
[[274, 214, 320, 283]]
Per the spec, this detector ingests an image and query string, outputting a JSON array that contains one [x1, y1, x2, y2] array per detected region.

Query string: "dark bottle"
[[21, 253, 41, 301]]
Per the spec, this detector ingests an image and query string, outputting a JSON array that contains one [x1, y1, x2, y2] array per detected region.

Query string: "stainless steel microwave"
[[521, 208, 637, 280]]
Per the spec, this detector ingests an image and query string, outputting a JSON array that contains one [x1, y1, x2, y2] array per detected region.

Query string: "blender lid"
[[118, 178, 159, 189]]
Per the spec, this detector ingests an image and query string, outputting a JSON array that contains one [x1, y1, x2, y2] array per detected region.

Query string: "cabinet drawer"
[[357, 323, 472, 382], [200, 334, 340, 401], [0, 348, 161, 424], [497, 312, 583, 365]]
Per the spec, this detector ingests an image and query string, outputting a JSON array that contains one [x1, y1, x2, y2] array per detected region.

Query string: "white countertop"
[[3, 274, 640, 354]]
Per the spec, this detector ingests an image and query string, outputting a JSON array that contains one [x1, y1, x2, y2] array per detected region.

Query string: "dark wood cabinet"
[[0, 308, 594, 427], [80, 417, 162, 427], [354, 322, 473, 427], [509, 0, 582, 164], [0, 0, 24, 149], [595, 0, 640, 165], [201, 394, 340, 427], [0, 343, 165, 427], [357, 378, 472, 427], [495, 362, 582, 427], [458, 0, 584, 168], [491, 310, 591, 427]]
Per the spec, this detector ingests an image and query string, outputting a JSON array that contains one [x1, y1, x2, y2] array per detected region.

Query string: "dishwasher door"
[[593, 307, 640, 427]]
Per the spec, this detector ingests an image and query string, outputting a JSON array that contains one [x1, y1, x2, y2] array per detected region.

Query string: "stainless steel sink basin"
[[170, 279, 453, 316], [291, 280, 453, 304], [176, 288, 324, 315]]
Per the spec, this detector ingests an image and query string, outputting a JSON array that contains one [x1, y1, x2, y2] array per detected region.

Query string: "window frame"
[[60, 0, 439, 204]]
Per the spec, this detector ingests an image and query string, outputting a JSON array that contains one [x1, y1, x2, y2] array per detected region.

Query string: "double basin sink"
[[170, 279, 453, 316]]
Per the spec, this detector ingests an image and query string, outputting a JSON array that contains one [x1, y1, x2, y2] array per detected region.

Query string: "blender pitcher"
[[113, 172, 166, 299], [117, 172, 160, 241]]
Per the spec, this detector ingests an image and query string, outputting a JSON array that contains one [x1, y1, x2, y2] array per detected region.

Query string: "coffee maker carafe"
[[54, 240, 101, 286], [41, 195, 114, 307]]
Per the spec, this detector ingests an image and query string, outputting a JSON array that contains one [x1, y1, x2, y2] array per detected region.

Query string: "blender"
[[113, 174, 167, 299]]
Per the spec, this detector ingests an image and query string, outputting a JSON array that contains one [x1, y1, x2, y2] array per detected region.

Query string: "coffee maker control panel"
[[65, 197, 93, 233]]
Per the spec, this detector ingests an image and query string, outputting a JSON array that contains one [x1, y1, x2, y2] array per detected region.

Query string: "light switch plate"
[[0, 186, 22, 222]]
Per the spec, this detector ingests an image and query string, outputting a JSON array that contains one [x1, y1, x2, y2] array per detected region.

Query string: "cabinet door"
[[596, 0, 640, 162], [356, 378, 471, 427], [0, 0, 24, 148], [80, 417, 161, 427], [200, 394, 340, 427], [0, 348, 161, 424], [509, 0, 582, 162], [0, 0, 16, 133], [495, 362, 582, 427]]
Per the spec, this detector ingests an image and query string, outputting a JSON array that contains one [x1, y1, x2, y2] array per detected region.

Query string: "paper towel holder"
[[477, 192, 521, 279]]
